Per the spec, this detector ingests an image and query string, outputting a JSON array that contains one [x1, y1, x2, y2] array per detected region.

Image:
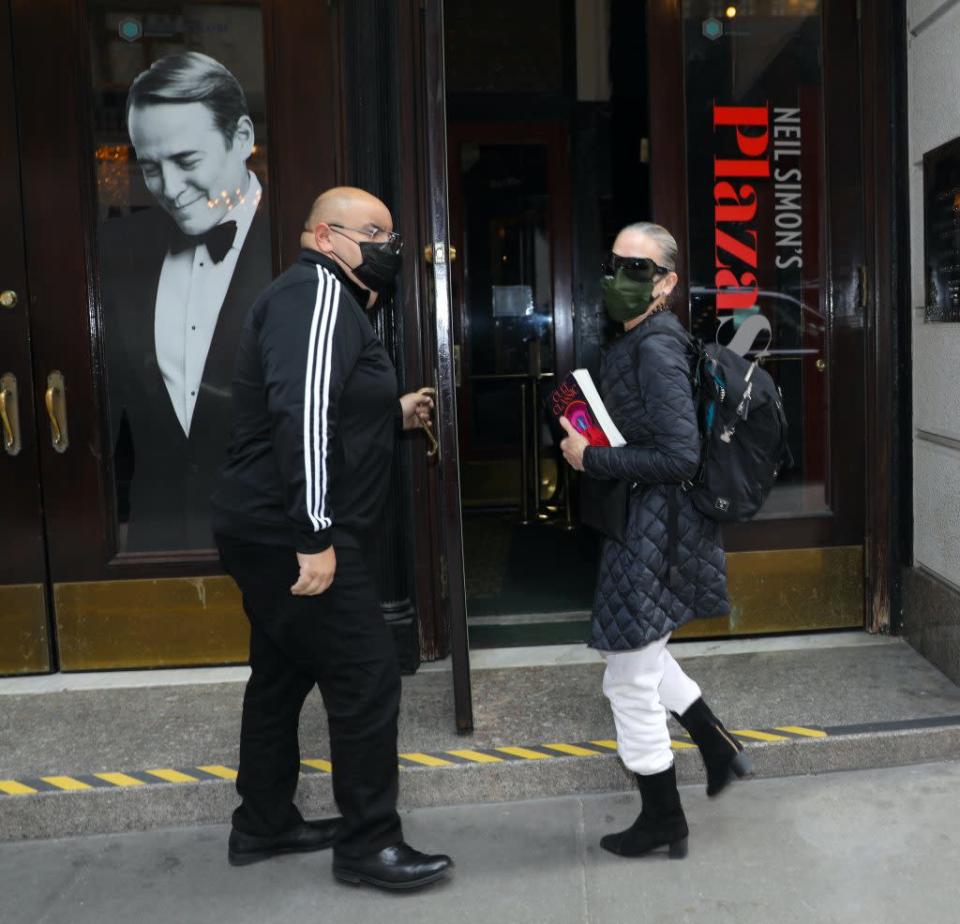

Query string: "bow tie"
[[170, 220, 238, 264]]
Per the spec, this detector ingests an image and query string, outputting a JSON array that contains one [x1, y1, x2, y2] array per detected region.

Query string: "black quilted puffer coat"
[[583, 310, 730, 651]]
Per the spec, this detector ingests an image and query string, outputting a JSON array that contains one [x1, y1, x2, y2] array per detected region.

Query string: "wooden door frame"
[[859, 0, 910, 633], [395, 0, 447, 662], [0, 0, 51, 674], [413, 0, 473, 730], [647, 1, 690, 327], [446, 119, 574, 464]]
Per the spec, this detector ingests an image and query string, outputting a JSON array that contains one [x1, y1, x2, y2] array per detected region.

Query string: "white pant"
[[601, 634, 702, 776]]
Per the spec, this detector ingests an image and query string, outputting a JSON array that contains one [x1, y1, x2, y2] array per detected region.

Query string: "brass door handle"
[[423, 244, 457, 264], [0, 373, 20, 456], [414, 387, 440, 458], [420, 416, 440, 458], [44, 371, 69, 452], [0, 290, 17, 310]]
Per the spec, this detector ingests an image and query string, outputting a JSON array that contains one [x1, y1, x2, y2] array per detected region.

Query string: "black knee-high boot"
[[600, 764, 689, 859], [673, 697, 753, 797]]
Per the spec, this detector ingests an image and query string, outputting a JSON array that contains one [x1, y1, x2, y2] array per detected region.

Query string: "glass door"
[[447, 122, 594, 639], [5, 0, 341, 671], [649, 0, 867, 635]]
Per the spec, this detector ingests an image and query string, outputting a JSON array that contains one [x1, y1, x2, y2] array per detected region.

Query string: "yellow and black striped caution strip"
[[2, 714, 959, 798]]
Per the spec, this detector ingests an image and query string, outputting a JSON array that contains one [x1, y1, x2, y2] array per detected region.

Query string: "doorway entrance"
[[427, 0, 868, 657], [448, 121, 600, 643]]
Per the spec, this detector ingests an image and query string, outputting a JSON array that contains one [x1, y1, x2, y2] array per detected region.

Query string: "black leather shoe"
[[333, 843, 453, 890], [228, 818, 342, 866]]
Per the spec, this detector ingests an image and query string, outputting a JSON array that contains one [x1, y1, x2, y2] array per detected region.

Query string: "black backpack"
[[666, 330, 791, 522], [656, 329, 791, 588]]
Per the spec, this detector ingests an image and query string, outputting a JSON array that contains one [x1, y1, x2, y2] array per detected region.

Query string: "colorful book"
[[547, 370, 625, 448]]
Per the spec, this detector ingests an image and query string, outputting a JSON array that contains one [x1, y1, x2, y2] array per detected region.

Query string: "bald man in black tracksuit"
[[211, 187, 452, 891]]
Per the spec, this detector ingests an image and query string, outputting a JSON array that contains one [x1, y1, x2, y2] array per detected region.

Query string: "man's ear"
[[313, 222, 336, 254], [232, 115, 256, 159]]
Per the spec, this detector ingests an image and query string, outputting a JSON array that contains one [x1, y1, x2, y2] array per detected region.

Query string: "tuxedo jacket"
[[99, 203, 272, 553]]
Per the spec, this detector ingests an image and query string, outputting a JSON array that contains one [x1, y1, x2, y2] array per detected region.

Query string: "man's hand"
[[291, 547, 337, 596], [559, 417, 590, 472], [400, 387, 436, 431]]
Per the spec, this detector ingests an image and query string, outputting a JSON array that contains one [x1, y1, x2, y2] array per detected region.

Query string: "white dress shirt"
[[154, 172, 262, 436]]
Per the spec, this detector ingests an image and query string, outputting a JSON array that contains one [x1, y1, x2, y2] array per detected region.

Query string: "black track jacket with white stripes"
[[211, 249, 399, 554]]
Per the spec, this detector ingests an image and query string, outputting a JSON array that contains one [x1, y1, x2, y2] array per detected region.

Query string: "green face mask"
[[601, 269, 656, 323]]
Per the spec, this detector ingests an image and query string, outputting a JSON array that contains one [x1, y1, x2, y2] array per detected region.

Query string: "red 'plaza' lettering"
[[712, 105, 770, 315]]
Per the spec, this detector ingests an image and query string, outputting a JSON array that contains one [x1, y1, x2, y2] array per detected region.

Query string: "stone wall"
[[904, 0, 960, 684]]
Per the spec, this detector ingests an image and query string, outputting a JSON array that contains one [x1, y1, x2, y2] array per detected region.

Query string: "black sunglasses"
[[602, 252, 671, 281]]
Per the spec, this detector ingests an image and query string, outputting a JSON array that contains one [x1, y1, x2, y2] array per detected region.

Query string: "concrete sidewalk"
[[3, 761, 959, 924], [3, 634, 960, 840]]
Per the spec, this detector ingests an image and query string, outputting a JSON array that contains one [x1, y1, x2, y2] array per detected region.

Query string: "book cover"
[[547, 369, 626, 448]]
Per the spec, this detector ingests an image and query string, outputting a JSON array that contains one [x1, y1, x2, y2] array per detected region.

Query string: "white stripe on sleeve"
[[304, 267, 341, 533], [302, 274, 325, 531]]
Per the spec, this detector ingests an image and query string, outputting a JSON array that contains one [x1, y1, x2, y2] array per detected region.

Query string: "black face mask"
[[352, 241, 403, 293]]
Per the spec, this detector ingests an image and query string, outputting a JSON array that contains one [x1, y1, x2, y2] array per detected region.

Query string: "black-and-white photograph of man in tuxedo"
[[100, 51, 271, 553]]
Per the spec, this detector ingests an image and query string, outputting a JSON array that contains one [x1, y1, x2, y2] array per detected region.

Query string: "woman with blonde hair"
[[559, 222, 751, 859]]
